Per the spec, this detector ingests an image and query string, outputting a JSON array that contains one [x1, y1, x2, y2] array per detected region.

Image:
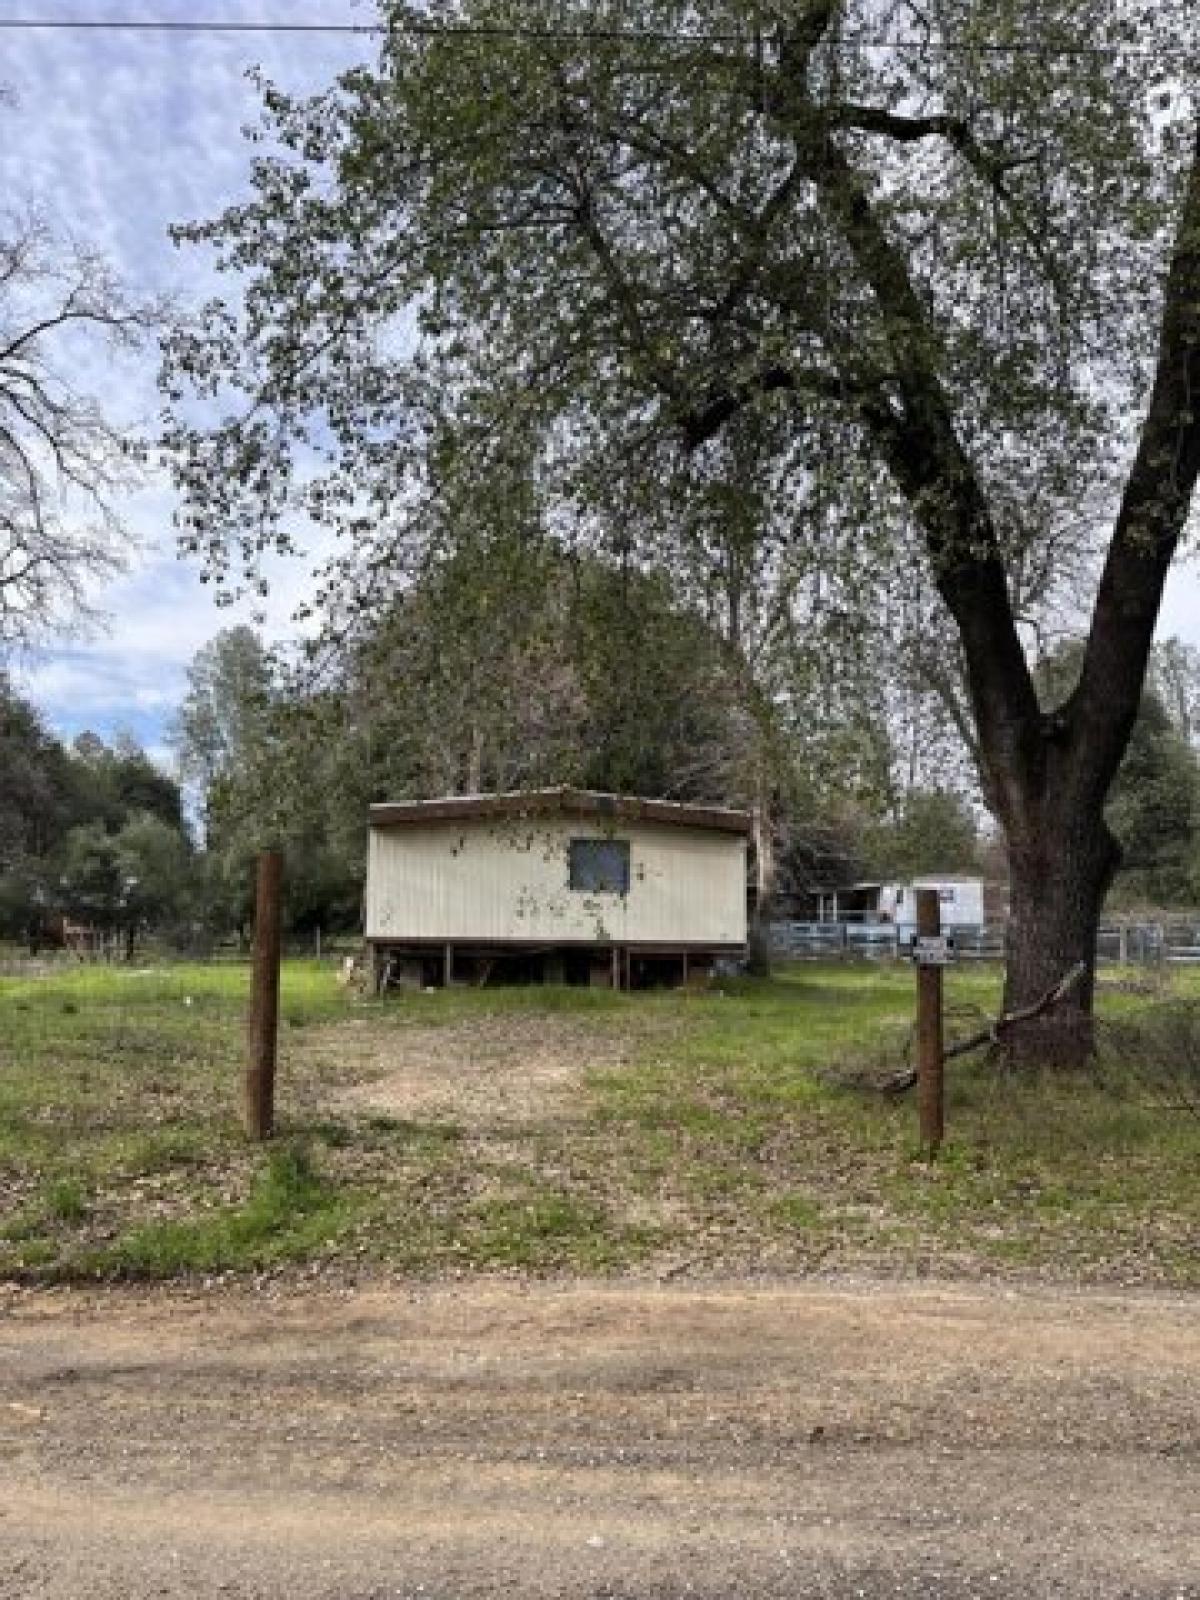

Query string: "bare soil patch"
[[2, 1276, 1199, 1598], [314, 1011, 652, 1126]]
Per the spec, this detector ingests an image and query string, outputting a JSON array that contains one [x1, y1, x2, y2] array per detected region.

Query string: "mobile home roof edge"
[[368, 788, 753, 835]]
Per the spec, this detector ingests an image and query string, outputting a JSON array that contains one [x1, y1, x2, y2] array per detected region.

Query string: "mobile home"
[[365, 788, 750, 989]]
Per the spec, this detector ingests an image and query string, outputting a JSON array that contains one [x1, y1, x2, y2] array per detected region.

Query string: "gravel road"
[[2, 1275, 1198, 1598]]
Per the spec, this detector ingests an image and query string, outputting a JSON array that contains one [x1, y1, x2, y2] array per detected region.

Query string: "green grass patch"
[[43, 1177, 89, 1224], [3, 956, 1200, 1284], [466, 1188, 627, 1269], [769, 1191, 824, 1231], [77, 1144, 352, 1279]]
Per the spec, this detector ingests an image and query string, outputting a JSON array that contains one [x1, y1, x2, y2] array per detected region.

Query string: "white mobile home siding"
[[366, 816, 747, 947]]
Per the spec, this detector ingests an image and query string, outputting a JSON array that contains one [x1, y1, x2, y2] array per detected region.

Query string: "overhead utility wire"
[[0, 16, 1188, 57], [0, 16, 378, 30]]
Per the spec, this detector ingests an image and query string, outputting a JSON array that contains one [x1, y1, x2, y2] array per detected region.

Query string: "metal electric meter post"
[[912, 889, 955, 1154]]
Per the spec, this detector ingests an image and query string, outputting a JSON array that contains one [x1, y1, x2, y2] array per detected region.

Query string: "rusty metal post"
[[915, 888, 944, 1155], [245, 850, 283, 1141]]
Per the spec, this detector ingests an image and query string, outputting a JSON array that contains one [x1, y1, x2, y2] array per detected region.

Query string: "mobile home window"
[[569, 838, 630, 895]]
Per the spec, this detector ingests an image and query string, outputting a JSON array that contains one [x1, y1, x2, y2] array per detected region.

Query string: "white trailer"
[[365, 788, 750, 989], [812, 876, 987, 930]]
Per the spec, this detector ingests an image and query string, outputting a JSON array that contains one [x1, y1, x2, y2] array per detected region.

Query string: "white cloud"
[[16, 534, 330, 736], [0, 5, 370, 744], [144, 742, 179, 777], [1158, 556, 1200, 646]]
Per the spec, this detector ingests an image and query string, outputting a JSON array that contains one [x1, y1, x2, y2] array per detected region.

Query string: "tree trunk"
[[1001, 811, 1121, 1065]]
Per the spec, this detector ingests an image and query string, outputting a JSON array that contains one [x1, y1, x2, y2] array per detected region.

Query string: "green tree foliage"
[[55, 822, 125, 931], [0, 678, 74, 862], [1105, 693, 1200, 909], [182, 534, 946, 948], [170, 627, 284, 940], [162, 3, 1200, 1039], [54, 814, 195, 956], [111, 814, 196, 950], [70, 730, 184, 834], [0, 677, 191, 950], [335, 536, 743, 802], [172, 625, 395, 941], [1040, 640, 1200, 908], [861, 789, 981, 882], [1151, 637, 1200, 748], [176, 545, 762, 940], [173, 625, 276, 795]]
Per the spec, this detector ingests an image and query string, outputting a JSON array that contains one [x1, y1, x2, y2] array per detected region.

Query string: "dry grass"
[[321, 1011, 661, 1127]]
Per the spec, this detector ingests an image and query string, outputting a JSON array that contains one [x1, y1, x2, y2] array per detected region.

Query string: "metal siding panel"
[[366, 818, 746, 945]]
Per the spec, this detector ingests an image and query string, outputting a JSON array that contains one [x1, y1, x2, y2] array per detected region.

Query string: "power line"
[[0, 15, 377, 31], [0, 14, 1188, 59], [0, 16, 718, 39]]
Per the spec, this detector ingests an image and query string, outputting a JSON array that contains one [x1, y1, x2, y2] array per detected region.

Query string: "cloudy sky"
[[3, 4, 1199, 769], [2, 2, 374, 764]]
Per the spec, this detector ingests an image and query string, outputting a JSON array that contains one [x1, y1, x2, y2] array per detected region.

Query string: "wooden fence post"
[[245, 850, 283, 1141], [915, 888, 945, 1156]]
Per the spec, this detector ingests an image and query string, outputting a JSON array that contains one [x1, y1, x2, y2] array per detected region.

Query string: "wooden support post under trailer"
[[364, 789, 751, 991]]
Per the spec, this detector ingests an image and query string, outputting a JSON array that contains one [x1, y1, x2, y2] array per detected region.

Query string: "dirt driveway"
[[2, 1276, 1198, 1599], [323, 1011, 647, 1126]]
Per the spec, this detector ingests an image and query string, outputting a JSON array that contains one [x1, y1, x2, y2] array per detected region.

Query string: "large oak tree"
[[164, 1, 1200, 1051]]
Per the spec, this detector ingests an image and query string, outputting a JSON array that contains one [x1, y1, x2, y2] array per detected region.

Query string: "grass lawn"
[[1, 957, 1198, 1285]]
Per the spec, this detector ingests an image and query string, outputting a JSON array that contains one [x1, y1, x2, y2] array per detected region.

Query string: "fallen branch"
[[883, 962, 1088, 1095]]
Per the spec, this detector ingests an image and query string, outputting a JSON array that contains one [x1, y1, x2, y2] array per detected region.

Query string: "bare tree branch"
[[0, 207, 157, 648], [884, 962, 1088, 1094]]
